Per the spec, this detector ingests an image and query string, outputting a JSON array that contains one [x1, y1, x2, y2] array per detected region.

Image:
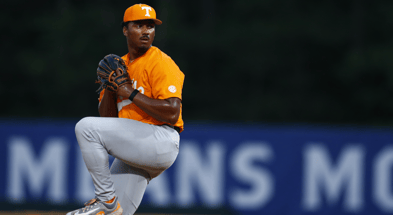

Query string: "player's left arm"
[[134, 94, 181, 125], [117, 84, 181, 125]]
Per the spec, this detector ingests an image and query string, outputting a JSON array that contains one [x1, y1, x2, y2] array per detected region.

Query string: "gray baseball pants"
[[75, 117, 180, 215]]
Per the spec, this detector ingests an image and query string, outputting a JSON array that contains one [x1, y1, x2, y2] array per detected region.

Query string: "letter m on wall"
[[302, 144, 364, 212], [7, 137, 69, 203]]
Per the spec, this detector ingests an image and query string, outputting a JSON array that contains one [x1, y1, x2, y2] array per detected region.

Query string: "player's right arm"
[[98, 89, 118, 117]]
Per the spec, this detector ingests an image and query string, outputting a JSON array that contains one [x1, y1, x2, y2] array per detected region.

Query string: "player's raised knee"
[[75, 117, 96, 134]]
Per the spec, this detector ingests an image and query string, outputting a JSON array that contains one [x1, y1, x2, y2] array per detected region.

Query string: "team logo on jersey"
[[141, 6, 152, 17], [168, 85, 177, 93]]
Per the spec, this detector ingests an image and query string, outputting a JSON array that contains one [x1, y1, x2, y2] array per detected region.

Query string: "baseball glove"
[[96, 54, 131, 93]]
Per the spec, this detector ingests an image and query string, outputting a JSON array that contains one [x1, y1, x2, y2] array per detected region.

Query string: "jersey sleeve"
[[149, 57, 184, 100]]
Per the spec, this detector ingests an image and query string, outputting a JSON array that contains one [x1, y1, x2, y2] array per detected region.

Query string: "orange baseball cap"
[[123, 4, 162, 25]]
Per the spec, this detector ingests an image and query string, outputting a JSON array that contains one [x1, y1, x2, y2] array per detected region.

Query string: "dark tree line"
[[2, 0, 393, 126]]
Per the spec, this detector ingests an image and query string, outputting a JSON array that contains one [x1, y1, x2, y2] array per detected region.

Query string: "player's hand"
[[113, 69, 134, 99]]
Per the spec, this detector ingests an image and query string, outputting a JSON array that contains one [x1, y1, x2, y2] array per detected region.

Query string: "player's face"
[[124, 20, 155, 52]]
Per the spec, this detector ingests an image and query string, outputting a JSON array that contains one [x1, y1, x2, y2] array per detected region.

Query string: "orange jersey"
[[99, 46, 185, 132]]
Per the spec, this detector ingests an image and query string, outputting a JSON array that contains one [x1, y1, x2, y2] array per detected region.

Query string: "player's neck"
[[128, 46, 151, 61]]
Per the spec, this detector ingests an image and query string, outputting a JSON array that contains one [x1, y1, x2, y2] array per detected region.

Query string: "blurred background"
[[1, 0, 393, 214]]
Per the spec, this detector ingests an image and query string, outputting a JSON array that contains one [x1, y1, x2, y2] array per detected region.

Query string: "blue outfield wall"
[[0, 119, 393, 214]]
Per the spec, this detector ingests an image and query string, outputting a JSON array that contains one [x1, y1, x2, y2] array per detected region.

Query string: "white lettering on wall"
[[229, 142, 274, 209], [7, 136, 69, 203], [175, 141, 225, 207], [373, 146, 393, 212], [302, 144, 364, 212]]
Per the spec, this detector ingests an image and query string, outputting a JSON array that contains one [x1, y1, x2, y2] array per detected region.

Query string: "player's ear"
[[122, 22, 130, 36], [123, 26, 128, 36]]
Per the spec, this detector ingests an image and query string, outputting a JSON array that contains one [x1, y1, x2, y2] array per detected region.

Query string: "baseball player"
[[66, 4, 184, 215]]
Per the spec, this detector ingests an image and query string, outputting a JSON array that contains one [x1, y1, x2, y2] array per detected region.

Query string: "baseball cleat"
[[66, 196, 123, 215]]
